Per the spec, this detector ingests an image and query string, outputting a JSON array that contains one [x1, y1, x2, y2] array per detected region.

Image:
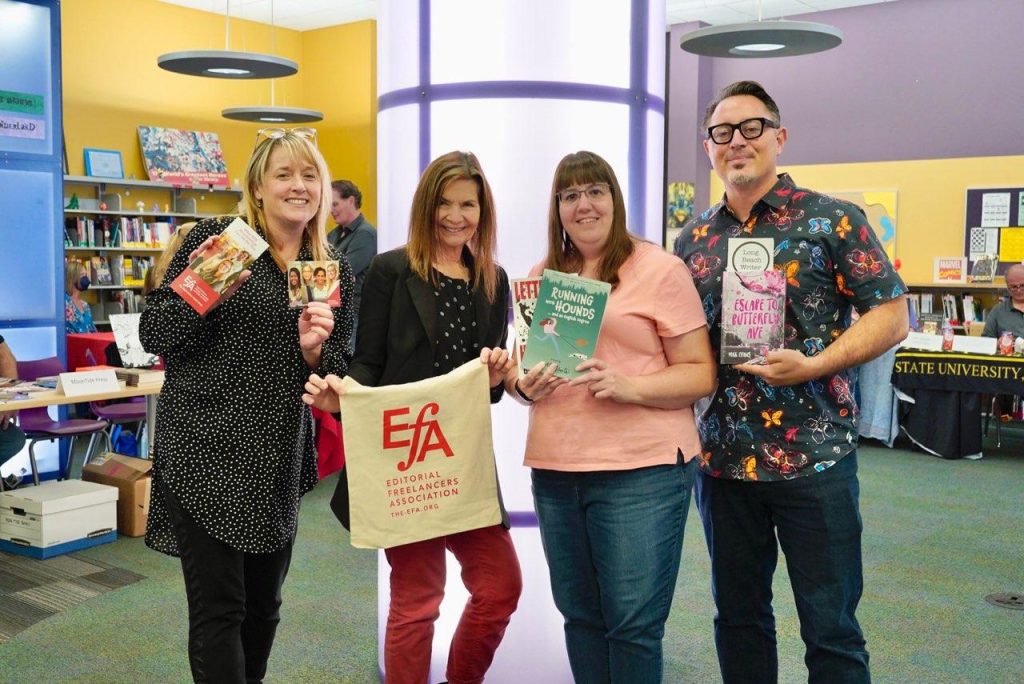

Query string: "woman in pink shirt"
[[506, 151, 716, 683]]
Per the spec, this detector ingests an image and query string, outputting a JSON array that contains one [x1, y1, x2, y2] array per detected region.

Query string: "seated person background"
[[982, 263, 1024, 339], [65, 259, 97, 333], [0, 335, 27, 483]]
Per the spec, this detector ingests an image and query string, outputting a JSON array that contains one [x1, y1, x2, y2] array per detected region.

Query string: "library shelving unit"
[[905, 280, 1007, 331], [63, 175, 241, 326]]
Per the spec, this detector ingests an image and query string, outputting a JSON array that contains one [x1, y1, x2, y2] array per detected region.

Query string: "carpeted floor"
[[0, 550, 145, 643], [0, 430, 1021, 683]]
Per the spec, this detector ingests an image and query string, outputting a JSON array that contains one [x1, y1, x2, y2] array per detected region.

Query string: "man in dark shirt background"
[[328, 180, 377, 351], [982, 263, 1024, 338], [676, 81, 908, 684]]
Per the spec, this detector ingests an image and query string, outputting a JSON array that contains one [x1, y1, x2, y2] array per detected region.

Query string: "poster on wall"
[[137, 125, 229, 187], [830, 191, 897, 260], [665, 181, 694, 251], [963, 188, 1024, 277]]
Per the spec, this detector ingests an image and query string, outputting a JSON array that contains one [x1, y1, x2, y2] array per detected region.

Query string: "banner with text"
[[892, 350, 1024, 394], [339, 360, 501, 549]]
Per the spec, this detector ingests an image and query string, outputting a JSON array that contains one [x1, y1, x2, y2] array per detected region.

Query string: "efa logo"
[[383, 403, 453, 472]]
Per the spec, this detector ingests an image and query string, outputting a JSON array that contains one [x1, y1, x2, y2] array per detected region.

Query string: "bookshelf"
[[906, 281, 1007, 331], [63, 176, 242, 326]]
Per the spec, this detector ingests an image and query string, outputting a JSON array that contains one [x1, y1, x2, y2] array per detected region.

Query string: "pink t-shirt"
[[524, 241, 707, 471]]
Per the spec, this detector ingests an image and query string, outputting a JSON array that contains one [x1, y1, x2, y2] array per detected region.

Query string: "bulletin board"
[[962, 187, 1024, 276]]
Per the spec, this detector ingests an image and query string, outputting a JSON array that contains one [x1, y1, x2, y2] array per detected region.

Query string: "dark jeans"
[[695, 451, 869, 684], [0, 424, 26, 466], [162, 484, 294, 684], [532, 456, 696, 684]]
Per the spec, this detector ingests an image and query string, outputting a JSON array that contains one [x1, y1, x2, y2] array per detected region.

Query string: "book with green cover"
[[522, 270, 611, 379]]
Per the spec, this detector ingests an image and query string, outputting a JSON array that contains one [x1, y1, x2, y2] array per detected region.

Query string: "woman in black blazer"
[[305, 151, 521, 684]]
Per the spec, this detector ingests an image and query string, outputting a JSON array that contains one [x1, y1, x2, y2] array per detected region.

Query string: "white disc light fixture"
[[679, 19, 842, 58], [157, 0, 297, 79], [222, 105, 323, 123], [158, 49, 296, 79]]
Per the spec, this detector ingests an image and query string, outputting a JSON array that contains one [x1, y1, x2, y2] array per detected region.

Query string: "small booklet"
[[510, 277, 542, 378], [719, 270, 786, 364], [171, 218, 268, 315], [287, 260, 342, 308], [521, 270, 610, 379]]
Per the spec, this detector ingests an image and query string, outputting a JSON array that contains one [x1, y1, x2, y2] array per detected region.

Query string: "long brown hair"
[[544, 151, 634, 287], [243, 132, 331, 269], [407, 151, 499, 302]]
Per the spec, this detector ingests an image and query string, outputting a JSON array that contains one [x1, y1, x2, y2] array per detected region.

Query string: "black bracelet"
[[514, 379, 535, 403]]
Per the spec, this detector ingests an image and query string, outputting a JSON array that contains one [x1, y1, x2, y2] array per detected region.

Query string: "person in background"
[[304, 151, 520, 684], [504, 150, 715, 683], [982, 263, 1024, 338], [675, 80, 908, 684], [140, 127, 353, 683], [0, 335, 27, 486], [65, 259, 97, 333], [144, 222, 196, 295], [328, 179, 377, 350]]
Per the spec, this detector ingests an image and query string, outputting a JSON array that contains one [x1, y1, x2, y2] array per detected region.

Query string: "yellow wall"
[[61, 0, 376, 223], [709, 155, 1024, 285]]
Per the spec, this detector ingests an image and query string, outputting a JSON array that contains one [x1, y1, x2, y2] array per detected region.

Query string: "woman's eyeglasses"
[[556, 183, 611, 206], [256, 127, 318, 146]]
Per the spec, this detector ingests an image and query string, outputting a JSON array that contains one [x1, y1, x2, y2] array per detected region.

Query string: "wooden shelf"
[[66, 246, 165, 253], [64, 174, 241, 194]]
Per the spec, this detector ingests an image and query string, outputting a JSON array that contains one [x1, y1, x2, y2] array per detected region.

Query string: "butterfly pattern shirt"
[[675, 174, 906, 482]]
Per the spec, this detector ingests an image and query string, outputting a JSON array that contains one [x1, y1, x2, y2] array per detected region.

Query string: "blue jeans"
[[532, 456, 696, 684], [695, 451, 869, 684]]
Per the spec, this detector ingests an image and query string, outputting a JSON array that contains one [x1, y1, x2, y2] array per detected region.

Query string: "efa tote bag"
[[339, 360, 502, 549]]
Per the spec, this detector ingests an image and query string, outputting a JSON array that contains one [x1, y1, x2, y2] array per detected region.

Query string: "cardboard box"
[[0, 480, 118, 559], [82, 453, 152, 537]]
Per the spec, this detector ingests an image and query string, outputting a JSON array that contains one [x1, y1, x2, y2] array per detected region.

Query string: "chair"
[[15, 357, 109, 485], [90, 397, 147, 456]]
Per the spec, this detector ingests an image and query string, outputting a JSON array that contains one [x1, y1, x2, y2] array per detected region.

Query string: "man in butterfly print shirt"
[[675, 81, 908, 684]]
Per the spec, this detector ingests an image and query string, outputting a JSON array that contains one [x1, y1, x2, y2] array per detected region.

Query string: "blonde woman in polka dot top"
[[140, 129, 353, 683], [303, 151, 520, 684]]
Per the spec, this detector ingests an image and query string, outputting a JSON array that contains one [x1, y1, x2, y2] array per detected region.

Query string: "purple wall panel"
[[667, 0, 1024, 211]]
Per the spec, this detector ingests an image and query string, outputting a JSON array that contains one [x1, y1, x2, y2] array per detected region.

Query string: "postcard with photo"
[[288, 260, 341, 307], [171, 217, 268, 315]]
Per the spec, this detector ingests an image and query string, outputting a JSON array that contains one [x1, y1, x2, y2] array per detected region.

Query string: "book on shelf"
[[90, 256, 113, 285], [510, 276, 542, 378], [920, 293, 934, 314], [521, 270, 610, 379], [918, 312, 944, 334], [171, 217, 267, 315], [720, 270, 786, 364]]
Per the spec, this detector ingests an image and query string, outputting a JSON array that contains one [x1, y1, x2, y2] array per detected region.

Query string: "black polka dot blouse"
[[139, 216, 354, 555], [432, 270, 479, 374]]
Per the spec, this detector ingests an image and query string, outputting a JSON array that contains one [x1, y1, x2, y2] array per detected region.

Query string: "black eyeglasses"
[[1007, 283, 1024, 291], [256, 127, 318, 146], [707, 117, 779, 145]]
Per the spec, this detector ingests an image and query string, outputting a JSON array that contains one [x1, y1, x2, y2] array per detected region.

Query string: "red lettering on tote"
[[382, 403, 454, 472]]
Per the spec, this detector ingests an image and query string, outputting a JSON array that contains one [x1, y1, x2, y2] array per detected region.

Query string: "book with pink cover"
[[510, 277, 542, 378], [170, 218, 268, 315]]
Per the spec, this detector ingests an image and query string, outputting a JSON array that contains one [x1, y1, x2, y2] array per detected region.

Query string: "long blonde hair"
[[407, 151, 499, 302], [243, 132, 332, 269]]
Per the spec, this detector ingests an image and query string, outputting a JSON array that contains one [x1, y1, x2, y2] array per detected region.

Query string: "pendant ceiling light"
[[157, 0, 297, 79], [679, 0, 842, 58], [221, 2, 322, 123]]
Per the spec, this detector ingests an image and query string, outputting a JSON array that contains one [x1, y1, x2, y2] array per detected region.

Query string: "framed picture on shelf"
[[84, 148, 124, 179]]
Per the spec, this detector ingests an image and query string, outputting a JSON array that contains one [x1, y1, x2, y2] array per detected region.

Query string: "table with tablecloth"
[[891, 350, 1024, 459]]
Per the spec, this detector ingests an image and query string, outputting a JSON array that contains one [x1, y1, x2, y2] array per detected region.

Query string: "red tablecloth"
[[66, 332, 115, 370]]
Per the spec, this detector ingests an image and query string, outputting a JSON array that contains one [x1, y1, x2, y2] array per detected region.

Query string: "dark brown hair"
[[544, 151, 633, 287], [702, 80, 781, 129]]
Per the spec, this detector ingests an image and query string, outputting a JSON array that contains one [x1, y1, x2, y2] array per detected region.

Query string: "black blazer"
[[330, 246, 511, 529]]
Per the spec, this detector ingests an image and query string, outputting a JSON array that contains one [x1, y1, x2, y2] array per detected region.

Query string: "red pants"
[[383, 525, 522, 684]]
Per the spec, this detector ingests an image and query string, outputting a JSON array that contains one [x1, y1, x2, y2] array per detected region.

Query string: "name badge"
[[58, 369, 121, 397]]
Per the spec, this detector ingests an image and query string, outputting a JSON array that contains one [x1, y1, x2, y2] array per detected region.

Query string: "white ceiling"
[[155, 0, 899, 32]]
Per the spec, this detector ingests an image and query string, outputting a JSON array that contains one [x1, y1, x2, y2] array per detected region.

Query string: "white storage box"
[[0, 480, 118, 558]]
